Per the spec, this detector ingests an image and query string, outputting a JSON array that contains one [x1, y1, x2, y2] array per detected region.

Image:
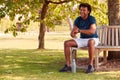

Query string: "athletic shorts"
[[73, 38, 100, 48]]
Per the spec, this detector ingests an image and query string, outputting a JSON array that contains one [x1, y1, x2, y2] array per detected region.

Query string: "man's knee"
[[64, 39, 77, 47], [64, 40, 70, 47], [88, 39, 95, 47]]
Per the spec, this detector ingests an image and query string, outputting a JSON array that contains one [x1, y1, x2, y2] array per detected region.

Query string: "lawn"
[[0, 49, 120, 80], [0, 31, 120, 80]]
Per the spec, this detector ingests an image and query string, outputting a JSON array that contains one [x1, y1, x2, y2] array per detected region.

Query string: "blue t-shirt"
[[74, 15, 98, 38]]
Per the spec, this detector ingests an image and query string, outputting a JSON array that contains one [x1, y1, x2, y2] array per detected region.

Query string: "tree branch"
[[47, 0, 71, 4]]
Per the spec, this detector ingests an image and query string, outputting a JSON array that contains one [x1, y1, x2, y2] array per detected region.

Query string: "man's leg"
[[59, 39, 77, 72], [86, 39, 95, 73], [64, 39, 77, 67], [88, 39, 95, 65]]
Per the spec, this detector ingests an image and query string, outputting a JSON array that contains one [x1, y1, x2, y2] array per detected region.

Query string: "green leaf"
[[4, 29, 9, 33], [13, 31, 18, 37], [20, 27, 27, 32], [18, 16, 23, 21]]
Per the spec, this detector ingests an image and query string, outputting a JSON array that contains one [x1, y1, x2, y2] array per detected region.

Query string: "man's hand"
[[70, 26, 79, 38]]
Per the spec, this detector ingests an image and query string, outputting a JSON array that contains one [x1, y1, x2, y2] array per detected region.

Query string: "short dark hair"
[[79, 3, 92, 15]]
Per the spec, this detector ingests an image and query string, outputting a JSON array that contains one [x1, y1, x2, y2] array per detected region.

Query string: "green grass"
[[0, 28, 120, 80], [0, 49, 120, 80]]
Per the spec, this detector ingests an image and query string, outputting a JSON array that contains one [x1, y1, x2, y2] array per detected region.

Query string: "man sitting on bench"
[[59, 3, 99, 73]]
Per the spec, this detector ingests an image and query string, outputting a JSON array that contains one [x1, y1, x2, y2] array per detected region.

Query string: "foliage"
[[0, 0, 108, 36], [0, 0, 43, 36]]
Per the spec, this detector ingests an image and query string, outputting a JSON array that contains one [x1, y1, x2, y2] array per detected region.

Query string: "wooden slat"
[[116, 28, 118, 46], [101, 28, 104, 44], [96, 46, 120, 48], [102, 27, 106, 44], [108, 26, 120, 28], [97, 27, 102, 44], [112, 28, 114, 46], [104, 28, 107, 45], [108, 28, 111, 46], [97, 27, 101, 42], [100, 28, 102, 44], [102, 28, 105, 44], [118, 28, 120, 46]]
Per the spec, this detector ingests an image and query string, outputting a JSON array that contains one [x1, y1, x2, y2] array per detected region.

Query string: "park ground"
[[0, 30, 120, 80]]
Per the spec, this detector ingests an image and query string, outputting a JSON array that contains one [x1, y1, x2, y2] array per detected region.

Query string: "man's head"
[[79, 3, 92, 19]]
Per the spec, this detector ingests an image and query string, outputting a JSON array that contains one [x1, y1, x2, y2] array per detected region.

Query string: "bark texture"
[[108, 0, 120, 59]]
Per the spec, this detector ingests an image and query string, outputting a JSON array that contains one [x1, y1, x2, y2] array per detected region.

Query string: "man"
[[59, 3, 99, 73]]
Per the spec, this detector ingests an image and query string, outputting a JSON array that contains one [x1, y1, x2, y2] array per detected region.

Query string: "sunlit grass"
[[0, 49, 120, 80], [0, 30, 71, 49]]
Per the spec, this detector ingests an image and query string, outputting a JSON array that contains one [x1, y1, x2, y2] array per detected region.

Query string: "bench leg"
[[103, 51, 107, 63], [70, 47, 73, 66], [95, 49, 99, 71]]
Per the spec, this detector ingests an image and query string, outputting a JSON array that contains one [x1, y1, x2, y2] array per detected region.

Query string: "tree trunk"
[[38, 1, 49, 49], [107, 0, 120, 59]]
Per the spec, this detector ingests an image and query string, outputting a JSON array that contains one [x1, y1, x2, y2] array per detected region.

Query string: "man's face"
[[80, 7, 90, 18]]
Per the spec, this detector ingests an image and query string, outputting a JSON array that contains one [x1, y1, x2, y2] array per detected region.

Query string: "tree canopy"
[[0, 0, 107, 32], [0, 0, 108, 49]]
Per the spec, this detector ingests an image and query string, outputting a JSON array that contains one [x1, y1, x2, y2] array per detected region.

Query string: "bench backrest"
[[97, 26, 120, 46]]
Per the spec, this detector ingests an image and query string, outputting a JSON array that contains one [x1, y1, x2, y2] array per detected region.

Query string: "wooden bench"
[[70, 26, 120, 72]]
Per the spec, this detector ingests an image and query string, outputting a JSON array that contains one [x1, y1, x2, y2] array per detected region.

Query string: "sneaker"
[[86, 64, 94, 73], [59, 64, 71, 72]]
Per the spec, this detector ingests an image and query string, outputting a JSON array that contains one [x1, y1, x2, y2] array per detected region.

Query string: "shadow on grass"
[[0, 49, 120, 80], [0, 49, 65, 74]]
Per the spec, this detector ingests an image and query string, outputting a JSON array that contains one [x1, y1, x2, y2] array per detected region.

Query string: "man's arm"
[[78, 24, 96, 35], [70, 26, 79, 38]]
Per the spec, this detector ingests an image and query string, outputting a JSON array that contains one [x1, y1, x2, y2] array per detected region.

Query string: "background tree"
[[107, 0, 120, 59], [38, 0, 70, 49], [0, 0, 108, 49]]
